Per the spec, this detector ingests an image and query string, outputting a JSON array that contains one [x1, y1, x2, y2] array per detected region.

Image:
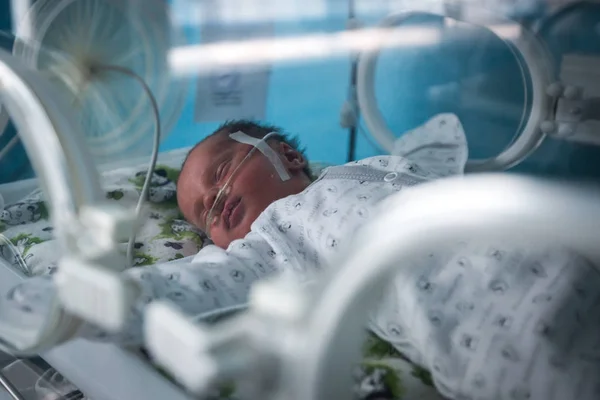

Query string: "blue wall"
[[160, 14, 353, 165], [2, 0, 600, 184], [161, 2, 600, 178], [0, 0, 9, 29], [0, 0, 35, 184]]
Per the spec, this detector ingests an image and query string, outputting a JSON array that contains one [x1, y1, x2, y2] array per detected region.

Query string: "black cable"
[[347, 63, 358, 162], [346, 0, 358, 162]]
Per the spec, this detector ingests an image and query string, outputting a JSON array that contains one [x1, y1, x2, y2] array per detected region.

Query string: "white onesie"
[[4, 113, 599, 400]]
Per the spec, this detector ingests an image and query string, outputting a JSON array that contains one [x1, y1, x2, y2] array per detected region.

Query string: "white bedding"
[[0, 148, 208, 276]]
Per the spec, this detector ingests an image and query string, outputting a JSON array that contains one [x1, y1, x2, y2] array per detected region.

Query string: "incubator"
[[0, 0, 599, 399]]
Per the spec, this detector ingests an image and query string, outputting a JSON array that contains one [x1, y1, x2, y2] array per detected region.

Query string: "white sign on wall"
[[195, 19, 273, 122]]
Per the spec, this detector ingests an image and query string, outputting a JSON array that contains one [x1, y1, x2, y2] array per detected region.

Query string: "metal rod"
[[9, 0, 33, 40], [0, 370, 26, 400], [0, 135, 19, 162]]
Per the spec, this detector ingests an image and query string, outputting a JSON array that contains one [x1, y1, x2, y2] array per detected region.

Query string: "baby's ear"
[[278, 142, 307, 171]]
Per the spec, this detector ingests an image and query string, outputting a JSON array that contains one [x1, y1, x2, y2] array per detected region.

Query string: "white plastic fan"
[[10, 0, 187, 265], [11, 0, 186, 165]]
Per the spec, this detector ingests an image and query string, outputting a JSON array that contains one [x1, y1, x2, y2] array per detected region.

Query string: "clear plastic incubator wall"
[[0, 0, 599, 399]]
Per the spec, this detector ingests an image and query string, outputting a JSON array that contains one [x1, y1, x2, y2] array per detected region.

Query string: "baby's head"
[[177, 120, 312, 248]]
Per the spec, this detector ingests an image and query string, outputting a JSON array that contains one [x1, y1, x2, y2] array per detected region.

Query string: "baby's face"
[[177, 133, 308, 248]]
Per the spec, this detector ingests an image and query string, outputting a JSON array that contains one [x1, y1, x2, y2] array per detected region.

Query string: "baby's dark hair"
[[182, 119, 311, 178]]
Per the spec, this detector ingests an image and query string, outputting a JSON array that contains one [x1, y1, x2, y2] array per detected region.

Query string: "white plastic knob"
[[540, 121, 557, 134], [79, 204, 138, 243], [145, 301, 219, 395], [557, 122, 577, 137], [55, 257, 138, 332], [564, 85, 582, 100], [546, 82, 564, 98]]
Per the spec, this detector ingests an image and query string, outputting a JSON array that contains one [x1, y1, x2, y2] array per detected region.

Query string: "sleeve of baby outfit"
[[82, 230, 291, 344], [0, 228, 294, 348], [392, 113, 469, 177]]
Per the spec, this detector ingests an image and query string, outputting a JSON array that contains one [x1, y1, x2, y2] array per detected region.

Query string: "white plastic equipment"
[[0, 3, 188, 398], [0, 43, 193, 400], [11, 0, 186, 166], [356, 5, 556, 172]]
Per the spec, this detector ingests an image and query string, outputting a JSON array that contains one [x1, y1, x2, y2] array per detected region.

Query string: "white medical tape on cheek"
[[229, 131, 291, 181]]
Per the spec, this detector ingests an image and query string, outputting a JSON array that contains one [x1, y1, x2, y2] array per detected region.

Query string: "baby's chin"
[[231, 220, 254, 243], [211, 221, 252, 249], [224, 213, 259, 247], [212, 202, 268, 248]]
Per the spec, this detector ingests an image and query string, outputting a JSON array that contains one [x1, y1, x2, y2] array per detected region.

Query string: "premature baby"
[[9, 115, 600, 400]]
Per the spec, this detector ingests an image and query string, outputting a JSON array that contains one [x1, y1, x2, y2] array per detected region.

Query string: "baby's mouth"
[[222, 196, 241, 228]]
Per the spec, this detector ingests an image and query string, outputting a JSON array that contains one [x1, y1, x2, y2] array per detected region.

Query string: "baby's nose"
[[205, 186, 231, 215], [203, 188, 219, 211]]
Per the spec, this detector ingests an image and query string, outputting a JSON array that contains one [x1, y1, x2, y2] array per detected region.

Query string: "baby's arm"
[[0, 229, 292, 348], [81, 231, 288, 344]]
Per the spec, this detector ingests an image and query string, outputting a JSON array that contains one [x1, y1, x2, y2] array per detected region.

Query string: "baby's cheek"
[[241, 182, 280, 211], [239, 156, 280, 185], [236, 206, 260, 237]]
